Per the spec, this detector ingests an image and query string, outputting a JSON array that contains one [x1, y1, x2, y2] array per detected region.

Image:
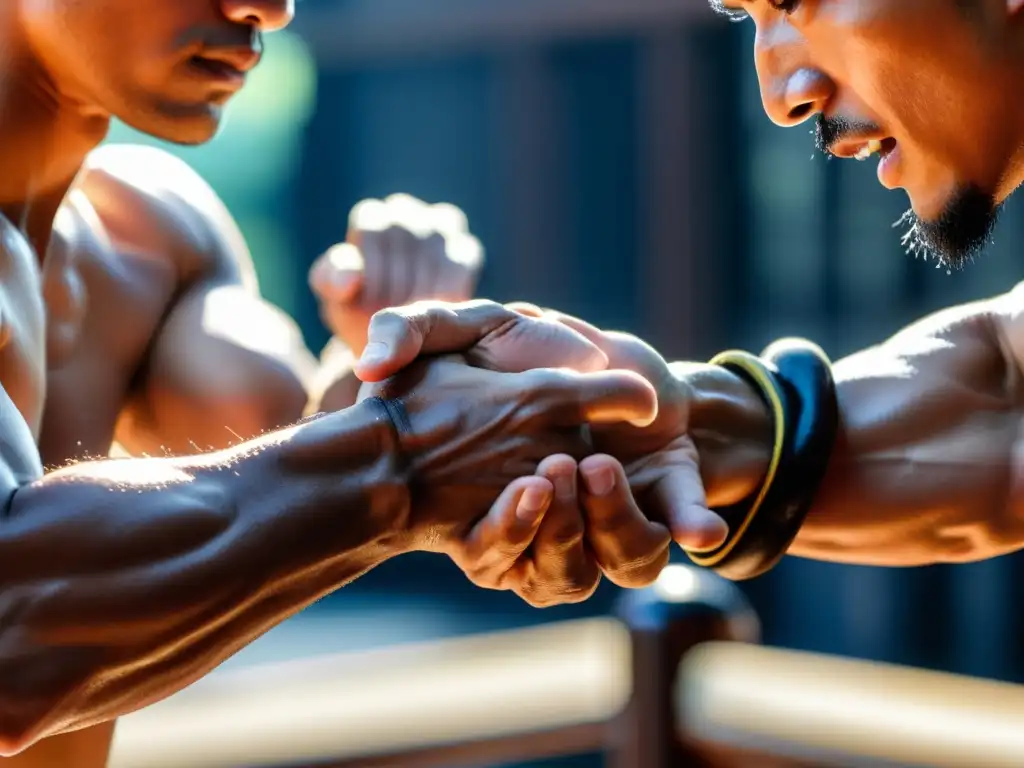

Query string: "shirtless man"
[[362, 0, 1024, 587], [0, 0, 673, 763]]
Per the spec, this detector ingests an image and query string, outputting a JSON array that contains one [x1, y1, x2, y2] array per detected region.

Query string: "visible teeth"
[[854, 139, 883, 161]]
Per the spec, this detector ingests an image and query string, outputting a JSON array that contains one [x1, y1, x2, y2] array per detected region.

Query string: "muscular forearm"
[[688, 294, 1024, 567], [0, 401, 406, 752]]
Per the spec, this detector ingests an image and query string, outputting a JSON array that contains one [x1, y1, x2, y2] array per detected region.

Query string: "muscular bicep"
[[102, 148, 317, 455], [792, 286, 1024, 564], [117, 281, 317, 456]]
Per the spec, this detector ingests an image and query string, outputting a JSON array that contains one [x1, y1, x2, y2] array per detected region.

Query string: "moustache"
[[814, 115, 883, 155]]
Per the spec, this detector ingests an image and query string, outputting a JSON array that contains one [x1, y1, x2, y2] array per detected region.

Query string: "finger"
[[308, 243, 364, 304], [409, 233, 448, 302], [506, 302, 545, 318], [509, 455, 600, 605], [429, 202, 469, 238], [543, 313, 663, 374], [348, 197, 390, 236], [460, 476, 554, 584], [384, 193, 433, 238], [445, 231, 484, 273], [355, 301, 608, 382], [381, 225, 416, 307], [358, 230, 389, 308], [527, 368, 658, 427], [578, 455, 671, 588], [430, 260, 474, 304], [356, 300, 516, 381], [644, 447, 729, 553], [539, 310, 605, 340]]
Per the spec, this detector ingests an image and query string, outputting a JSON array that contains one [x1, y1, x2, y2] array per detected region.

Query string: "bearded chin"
[[894, 185, 1000, 271]]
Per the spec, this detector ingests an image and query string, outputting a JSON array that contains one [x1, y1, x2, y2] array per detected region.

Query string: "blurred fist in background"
[[310, 193, 484, 356]]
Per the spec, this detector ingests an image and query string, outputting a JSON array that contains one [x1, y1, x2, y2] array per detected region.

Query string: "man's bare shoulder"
[[77, 144, 255, 288], [885, 281, 1024, 394]]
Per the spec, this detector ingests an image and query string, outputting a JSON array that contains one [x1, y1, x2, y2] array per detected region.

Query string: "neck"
[[0, 36, 110, 256]]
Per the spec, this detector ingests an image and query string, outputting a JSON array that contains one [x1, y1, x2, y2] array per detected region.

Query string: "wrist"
[[237, 401, 413, 567], [677, 363, 773, 508]]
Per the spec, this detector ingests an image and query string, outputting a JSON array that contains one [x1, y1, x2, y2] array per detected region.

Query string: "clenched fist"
[[309, 194, 483, 357]]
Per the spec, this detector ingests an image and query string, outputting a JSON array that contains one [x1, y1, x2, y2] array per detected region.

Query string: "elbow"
[[0, 650, 109, 755], [0, 733, 32, 758], [0, 684, 72, 756], [0, 718, 46, 757], [0, 599, 111, 753], [0, 681, 87, 757]]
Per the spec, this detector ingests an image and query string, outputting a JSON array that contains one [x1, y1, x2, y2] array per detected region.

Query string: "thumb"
[[355, 300, 518, 381], [355, 300, 609, 382], [648, 445, 729, 554], [309, 244, 364, 304]]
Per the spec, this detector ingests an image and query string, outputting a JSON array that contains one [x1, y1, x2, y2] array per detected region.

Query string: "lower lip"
[[876, 143, 901, 189], [188, 57, 246, 86]]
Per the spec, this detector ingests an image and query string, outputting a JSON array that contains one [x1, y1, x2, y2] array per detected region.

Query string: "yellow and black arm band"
[[686, 338, 839, 581]]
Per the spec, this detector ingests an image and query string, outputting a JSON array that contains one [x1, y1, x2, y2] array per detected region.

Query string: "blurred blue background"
[[107, 1, 1024, 764]]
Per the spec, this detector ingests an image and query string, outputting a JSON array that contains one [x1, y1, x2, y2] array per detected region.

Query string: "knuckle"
[[517, 375, 587, 430], [544, 521, 585, 554], [529, 548, 601, 606], [521, 593, 553, 609], [518, 586, 576, 609], [463, 561, 502, 590], [511, 574, 546, 607], [430, 202, 469, 234], [525, 368, 574, 398], [349, 198, 387, 231], [588, 504, 639, 536], [604, 548, 671, 589], [385, 192, 421, 207], [553, 572, 601, 605], [611, 331, 664, 367], [470, 298, 513, 320], [561, 585, 598, 605], [446, 233, 483, 269], [368, 306, 408, 329]]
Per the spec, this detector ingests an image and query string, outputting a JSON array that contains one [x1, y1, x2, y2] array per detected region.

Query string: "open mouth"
[[853, 137, 898, 162], [188, 56, 245, 81]]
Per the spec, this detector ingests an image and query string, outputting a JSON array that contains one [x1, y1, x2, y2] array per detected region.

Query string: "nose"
[[221, 0, 294, 32], [761, 67, 834, 127]]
